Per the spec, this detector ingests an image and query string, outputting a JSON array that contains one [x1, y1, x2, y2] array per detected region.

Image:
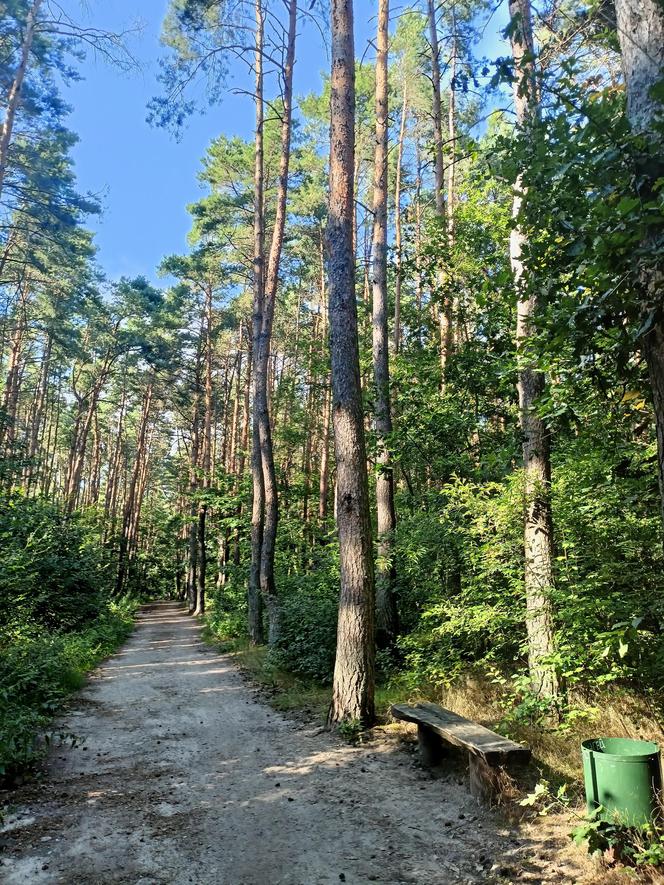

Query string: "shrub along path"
[[1, 602, 584, 884]]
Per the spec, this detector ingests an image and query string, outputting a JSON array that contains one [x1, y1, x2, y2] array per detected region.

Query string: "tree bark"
[[426, 0, 452, 380], [254, 0, 298, 644], [614, 0, 664, 532], [508, 0, 560, 701], [0, 283, 30, 456], [249, 0, 266, 645], [393, 79, 408, 354], [195, 282, 214, 616], [327, 0, 376, 727], [116, 381, 153, 595], [371, 0, 398, 648]]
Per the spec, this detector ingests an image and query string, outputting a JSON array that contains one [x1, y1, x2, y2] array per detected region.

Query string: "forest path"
[[1, 602, 580, 884]]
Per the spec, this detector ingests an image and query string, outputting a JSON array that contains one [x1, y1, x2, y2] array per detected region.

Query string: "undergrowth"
[[0, 599, 136, 783]]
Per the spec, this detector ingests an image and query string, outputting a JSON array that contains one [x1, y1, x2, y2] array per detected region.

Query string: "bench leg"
[[417, 724, 444, 766], [468, 754, 502, 804]]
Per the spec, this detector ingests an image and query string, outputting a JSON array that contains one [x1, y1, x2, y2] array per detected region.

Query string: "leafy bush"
[[205, 528, 340, 684], [393, 425, 664, 710], [0, 491, 136, 783], [0, 492, 111, 636], [205, 565, 249, 640], [0, 601, 135, 781], [270, 571, 339, 683]]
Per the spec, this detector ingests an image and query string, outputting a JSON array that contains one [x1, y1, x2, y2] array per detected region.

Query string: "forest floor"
[[0, 602, 605, 884]]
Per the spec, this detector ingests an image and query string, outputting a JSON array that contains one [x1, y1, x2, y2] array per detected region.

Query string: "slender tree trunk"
[[187, 329, 204, 615], [0, 282, 30, 456], [327, 0, 376, 727], [614, 0, 664, 533], [195, 284, 214, 616], [65, 380, 104, 513], [249, 0, 266, 645], [393, 80, 408, 354], [104, 379, 127, 544], [447, 15, 457, 350], [116, 381, 153, 595], [508, 0, 560, 701], [426, 0, 452, 379], [414, 140, 424, 333], [255, 0, 298, 644], [0, 0, 44, 202], [233, 328, 252, 570], [318, 259, 332, 523], [371, 0, 398, 648], [24, 333, 52, 489]]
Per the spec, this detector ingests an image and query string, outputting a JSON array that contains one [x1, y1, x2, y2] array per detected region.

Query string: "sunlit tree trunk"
[[255, 0, 298, 644], [187, 327, 204, 614], [426, 0, 452, 379], [116, 380, 154, 595], [327, 0, 376, 727], [371, 0, 398, 648], [249, 0, 266, 644], [24, 332, 52, 490], [393, 79, 407, 354], [195, 283, 214, 616], [508, 0, 560, 701]]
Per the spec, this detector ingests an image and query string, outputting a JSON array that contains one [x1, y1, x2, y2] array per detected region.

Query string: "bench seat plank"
[[391, 702, 530, 765]]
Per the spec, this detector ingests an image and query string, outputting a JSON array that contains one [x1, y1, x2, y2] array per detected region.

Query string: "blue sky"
[[60, 0, 376, 284], [60, 1, 505, 285]]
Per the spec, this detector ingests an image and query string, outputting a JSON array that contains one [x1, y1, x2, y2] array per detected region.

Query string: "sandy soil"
[[0, 602, 594, 884]]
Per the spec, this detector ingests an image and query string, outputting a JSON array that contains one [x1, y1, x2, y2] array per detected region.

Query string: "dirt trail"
[[1, 602, 585, 884]]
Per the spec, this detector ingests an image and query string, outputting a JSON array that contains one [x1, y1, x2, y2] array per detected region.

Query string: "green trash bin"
[[582, 737, 662, 826]]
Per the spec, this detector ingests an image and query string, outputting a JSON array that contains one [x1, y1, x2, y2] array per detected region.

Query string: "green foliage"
[[205, 566, 249, 641], [269, 570, 340, 684], [0, 600, 135, 782], [0, 492, 112, 636], [570, 813, 664, 869], [206, 523, 341, 685], [522, 780, 664, 870]]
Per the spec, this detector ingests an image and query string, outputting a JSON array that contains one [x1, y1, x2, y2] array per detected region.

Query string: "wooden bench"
[[391, 701, 530, 802]]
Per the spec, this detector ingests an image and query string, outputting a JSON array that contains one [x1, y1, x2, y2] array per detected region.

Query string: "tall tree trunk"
[[393, 79, 408, 354], [195, 284, 214, 616], [116, 381, 153, 595], [254, 0, 298, 645], [234, 326, 252, 569], [426, 0, 452, 379], [0, 0, 44, 201], [249, 0, 266, 645], [0, 286, 29, 459], [327, 0, 376, 727], [614, 0, 664, 532], [447, 12, 457, 281], [104, 382, 127, 545], [371, 0, 398, 648], [318, 258, 332, 523], [187, 328, 204, 615], [508, 0, 560, 701], [24, 332, 52, 489]]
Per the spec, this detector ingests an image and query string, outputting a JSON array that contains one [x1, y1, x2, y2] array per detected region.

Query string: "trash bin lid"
[[582, 737, 660, 761]]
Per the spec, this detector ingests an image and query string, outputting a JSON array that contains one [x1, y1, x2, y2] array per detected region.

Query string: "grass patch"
[[0, 599, 137, 784]]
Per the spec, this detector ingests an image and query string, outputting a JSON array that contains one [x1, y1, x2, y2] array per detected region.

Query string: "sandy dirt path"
[[0, 602, 583, 884]]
